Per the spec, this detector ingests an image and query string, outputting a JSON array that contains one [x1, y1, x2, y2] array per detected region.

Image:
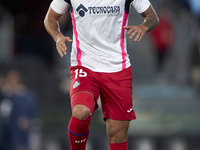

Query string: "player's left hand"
[[124, 24, 148, 42]]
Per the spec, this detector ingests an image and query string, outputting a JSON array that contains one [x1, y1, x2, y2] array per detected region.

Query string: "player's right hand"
[[55, 33, 72, 58]]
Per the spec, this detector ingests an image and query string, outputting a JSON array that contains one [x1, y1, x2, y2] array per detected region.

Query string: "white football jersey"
[[51, 0, 150, 72]]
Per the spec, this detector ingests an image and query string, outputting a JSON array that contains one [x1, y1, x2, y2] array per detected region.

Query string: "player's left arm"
[[124, 5, 159, 42]]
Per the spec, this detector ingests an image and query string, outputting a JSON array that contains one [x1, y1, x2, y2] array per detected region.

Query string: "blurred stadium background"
[[0, 0, 200, 149]]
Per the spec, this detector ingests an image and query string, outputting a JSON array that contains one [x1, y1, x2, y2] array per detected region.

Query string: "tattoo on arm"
[[141, 5, 159, 32]]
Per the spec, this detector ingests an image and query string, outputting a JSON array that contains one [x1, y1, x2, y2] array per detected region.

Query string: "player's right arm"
[[44, 4, 72, 58]]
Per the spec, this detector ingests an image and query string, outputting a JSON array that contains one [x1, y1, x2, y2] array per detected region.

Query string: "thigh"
[[100, 67, 136, 121]]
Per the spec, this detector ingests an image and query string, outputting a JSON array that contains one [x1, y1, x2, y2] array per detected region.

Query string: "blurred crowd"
[[0, 70, 38, 150]]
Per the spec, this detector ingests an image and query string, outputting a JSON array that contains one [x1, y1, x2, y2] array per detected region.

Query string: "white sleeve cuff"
[[131, 0, 151, 14], [50, 0, 70, 14]]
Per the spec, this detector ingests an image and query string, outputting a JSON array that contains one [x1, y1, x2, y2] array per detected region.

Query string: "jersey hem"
[[70, 64, 131, 73]]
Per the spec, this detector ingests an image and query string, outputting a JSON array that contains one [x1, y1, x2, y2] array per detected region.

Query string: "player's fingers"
[[137, 32, 145, 42], [134, 32, 141, 42], [123, 26, 132, 30], [134, 28, 146, 41], [60, 37, 73, 56], [134, 29, 143, 41], [124, 26, 135, 35], [129, 29, 138, 39], [56, 46, 64, 58], [65, 37, 73, 43], [56, 42, 66, 57], [57, 40, 67, 55], [127, 26, 137, 35], [60, 39, 67, 50], [60, 41, 67, 55]]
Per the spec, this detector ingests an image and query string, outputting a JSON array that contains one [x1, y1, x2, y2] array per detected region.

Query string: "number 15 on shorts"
[[74, 69, 87, 79]]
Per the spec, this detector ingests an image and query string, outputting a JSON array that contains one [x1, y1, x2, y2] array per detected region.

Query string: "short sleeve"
[[131, 0, 151, 14], [50, 0, 70, 14]]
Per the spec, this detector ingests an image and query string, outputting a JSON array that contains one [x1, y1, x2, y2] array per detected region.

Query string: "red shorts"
[[70, 66, 136, 121]]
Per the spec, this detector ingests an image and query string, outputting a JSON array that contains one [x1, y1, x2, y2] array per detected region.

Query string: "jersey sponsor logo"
[[88, 6, 120, 16], [76, 4, 88, 17], [76, 4, 120, 17], [73, 81, 81, 88]]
